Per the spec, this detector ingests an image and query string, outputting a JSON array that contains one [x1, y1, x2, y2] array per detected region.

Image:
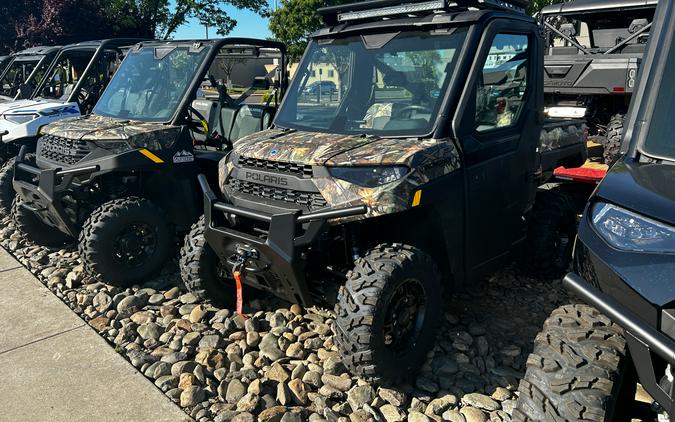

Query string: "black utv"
[[516, 1, 675, 420], [0, 39, 145, 214], [0, 56, 11, 76], [180, 0, 588, 384], [0, 46, 62, 103], [540, 0, 658, 165], [12, 38, 287, 286]]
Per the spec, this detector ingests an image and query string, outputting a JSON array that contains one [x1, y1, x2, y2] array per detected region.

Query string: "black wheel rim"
[[112, 222, 158, 268], [383, 278, 427, 354]]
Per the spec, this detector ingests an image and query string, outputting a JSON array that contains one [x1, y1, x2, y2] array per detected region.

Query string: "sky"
[[172, 1, 275, 40]]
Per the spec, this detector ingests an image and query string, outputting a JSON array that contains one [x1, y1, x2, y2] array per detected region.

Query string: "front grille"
[[38, 135, 91, 165], [238, 156, 313, 179], [227, 179, 327, 210]]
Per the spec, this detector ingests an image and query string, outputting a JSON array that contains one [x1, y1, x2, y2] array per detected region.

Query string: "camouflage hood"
[[223, 128, 462, 221], [42, 114, 181, 150], [234, 128, 452, 167]]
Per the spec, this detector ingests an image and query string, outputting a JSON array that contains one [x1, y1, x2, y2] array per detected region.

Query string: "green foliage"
[[268, 0, 351, 61], [0, 0, 269, 54], [105, 0, 269, 39]]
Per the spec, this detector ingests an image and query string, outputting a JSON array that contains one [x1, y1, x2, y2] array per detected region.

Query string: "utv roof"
[[540, 0, 657, 15], [319, 0, 529, 25], [134, 38, 286, 52], [60, 38, 150, 51], [11, 46, 62, 57], [315, 0, 532, 37]]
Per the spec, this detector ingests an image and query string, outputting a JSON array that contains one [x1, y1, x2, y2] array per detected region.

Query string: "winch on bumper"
[[198, 174, 367, 305]]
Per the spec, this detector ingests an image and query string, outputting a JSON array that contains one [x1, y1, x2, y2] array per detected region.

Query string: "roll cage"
[[30, 39, 148, 105], [118, 38, 287, 127]]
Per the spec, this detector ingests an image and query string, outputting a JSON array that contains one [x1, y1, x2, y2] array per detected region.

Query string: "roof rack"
[[319, 0, 528, 24]]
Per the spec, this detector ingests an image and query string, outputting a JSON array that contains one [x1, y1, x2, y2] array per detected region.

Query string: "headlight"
[[328, 166, 409, 187], [545, 106, 587, 119], [92, 141, 133, 154], [4, 113, 39, 124], [592, 203, 675, 253]]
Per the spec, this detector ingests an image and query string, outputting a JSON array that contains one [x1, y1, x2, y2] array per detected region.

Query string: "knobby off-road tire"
[[0, 158, 16, 215], [603, 114, 624, 167], [12, 197, 73, 247], [521, 189, 577, 279], [514, 304, 634, 422], [179, 216, 233, 307], [0, 153, 35, 215], [79, 197, 172, 286], [333, 244, 442, 385]]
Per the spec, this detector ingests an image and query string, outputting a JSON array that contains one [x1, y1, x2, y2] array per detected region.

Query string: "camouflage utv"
[[12, 38, 287, 285], [180, 0, 588, 384], [540, 0, 658, 165]]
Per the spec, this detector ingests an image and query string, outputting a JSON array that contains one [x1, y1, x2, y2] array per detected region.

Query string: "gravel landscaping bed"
[[0, 217, 574, 422]]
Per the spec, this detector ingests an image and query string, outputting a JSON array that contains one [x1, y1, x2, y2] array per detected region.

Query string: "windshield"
[[94, 46, 208, 122], [275, 29, 467, 137], [641, 38, 675, 161], [0, 58, 41, 98], [37, 49, 96, 101]]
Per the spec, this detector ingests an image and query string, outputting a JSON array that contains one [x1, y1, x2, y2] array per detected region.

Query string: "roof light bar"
[[328, 0, 527, 23], [337, 0, 445, 22]]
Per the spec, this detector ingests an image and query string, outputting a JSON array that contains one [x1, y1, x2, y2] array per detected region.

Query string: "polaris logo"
[[42, 143, 78, 156], [245, 171, 289, 187], [173, 150, 194, 163]]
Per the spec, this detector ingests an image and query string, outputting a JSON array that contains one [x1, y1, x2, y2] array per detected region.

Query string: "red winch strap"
[[232, 270, 247, 319]]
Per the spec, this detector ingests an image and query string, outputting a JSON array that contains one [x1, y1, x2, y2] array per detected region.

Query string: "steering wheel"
[[77, 87, 90, 104], [392, 105, 433, 119], [187, 105, 209, 137]]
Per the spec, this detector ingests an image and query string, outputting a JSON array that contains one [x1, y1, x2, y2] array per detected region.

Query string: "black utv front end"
[[564, 161, 675, 416], [198, 174, 366, 305], [13, 134, 199, 238]]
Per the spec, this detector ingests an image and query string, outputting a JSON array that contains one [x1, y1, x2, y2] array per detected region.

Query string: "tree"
[[1, 0, 269, 54], [105, 0, 269, 40], [14, 0, 122, 48], [268, 0, 351, 61]]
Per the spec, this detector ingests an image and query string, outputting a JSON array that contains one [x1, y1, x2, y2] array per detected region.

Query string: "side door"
[[453, 20, 543, 276]]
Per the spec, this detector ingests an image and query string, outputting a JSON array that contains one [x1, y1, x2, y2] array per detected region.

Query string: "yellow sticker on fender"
[[139, 149, 164, 164], [412, 190, 422, 207]]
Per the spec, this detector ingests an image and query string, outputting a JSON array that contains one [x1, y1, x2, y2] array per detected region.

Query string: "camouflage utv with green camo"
[[179, 0, 588, 385], [12, 38, 288, 285]]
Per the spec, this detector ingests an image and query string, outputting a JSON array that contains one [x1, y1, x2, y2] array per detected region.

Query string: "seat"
[[190, 99, 222, 141], [228, 105, 275, 143]]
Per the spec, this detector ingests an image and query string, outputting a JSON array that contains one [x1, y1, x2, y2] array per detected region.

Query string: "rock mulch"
[[0, 218, 573, 422]]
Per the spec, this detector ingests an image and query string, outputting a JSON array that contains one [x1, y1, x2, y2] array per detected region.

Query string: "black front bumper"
[[199, 174, 366, 305], [565, 272, 675, 415], [13, 147, 99, 236]]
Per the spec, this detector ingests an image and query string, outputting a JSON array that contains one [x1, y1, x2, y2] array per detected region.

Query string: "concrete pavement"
[[0, 248, 191, 422]]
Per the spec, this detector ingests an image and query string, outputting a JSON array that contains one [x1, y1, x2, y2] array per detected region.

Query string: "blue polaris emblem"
[[270, 149, 279, 156]]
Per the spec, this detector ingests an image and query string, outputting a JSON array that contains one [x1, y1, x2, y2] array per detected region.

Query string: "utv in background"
[[0, 56, 11, 76], [0, 39, 145, 214], [540, 0, 657, 165], [0, 46, 62, 104], [181, 0, 588, 384], [516, 1, 675, 420], [13, 38, 287, 286]]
